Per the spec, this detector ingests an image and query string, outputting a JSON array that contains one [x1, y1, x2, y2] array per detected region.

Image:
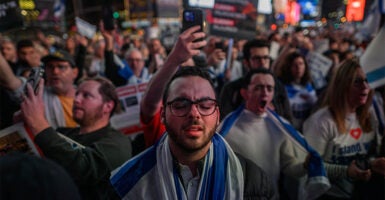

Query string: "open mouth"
[[260, 100, 267, 107]]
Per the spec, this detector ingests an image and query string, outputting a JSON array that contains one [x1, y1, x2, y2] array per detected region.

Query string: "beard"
[[74, 104, 104, 126], [164, 118, 216, 154]]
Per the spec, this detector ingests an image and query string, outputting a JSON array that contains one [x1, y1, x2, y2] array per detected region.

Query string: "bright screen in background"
[[189, 0, 214, 9], [258, 0, 273, 14], [298, 0, 319, 17], [346, 0, 365, 21]]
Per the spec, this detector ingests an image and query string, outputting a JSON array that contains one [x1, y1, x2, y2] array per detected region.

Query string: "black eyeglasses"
[[353, 78, 368, 87], [166, 98, 218, 117], [250, 56, 271, 61], [45, 63, 71, 71]]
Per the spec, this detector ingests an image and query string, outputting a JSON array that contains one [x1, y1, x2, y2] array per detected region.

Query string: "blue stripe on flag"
[[110, 143, 157, 197], [366, 65, 385, 83], [218, 104, 245, 137]]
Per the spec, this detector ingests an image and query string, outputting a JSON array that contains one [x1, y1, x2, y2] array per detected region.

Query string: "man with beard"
[[110, 67, 274, 199], [0, 49, 79, 128], [20, 77, 132, 200]]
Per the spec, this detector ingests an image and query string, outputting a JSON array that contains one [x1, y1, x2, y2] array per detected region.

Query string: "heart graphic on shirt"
[[350, 128, 362, 140]]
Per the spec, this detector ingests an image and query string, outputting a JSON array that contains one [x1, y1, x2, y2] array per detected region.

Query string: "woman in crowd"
[[303, 58, 385, 199], [278, 51, 317, 131]]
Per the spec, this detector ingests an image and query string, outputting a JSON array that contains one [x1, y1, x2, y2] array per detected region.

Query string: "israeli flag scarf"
[[219, 104, 331, 200], [110, 133, 244, 200]]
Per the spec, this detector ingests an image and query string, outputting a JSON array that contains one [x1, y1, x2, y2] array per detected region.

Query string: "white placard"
[[75, 17, 97, 39], [110, 82, 148, 135]]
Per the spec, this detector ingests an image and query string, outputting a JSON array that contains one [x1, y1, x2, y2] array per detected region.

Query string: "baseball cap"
[[42, 50, 76, 67]]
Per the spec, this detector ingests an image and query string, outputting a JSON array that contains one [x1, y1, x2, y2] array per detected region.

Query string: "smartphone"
[[102, 5, 115, 30], [181, 9, 205, 34], [25, 67, 44, 95], [355, 154, 369, 170]]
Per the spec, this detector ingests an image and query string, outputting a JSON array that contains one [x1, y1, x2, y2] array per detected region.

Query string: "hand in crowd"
[[20, 79, 50, 136], [168, 25, 206, 65], [75, 34, 88, 47], [100, 21, 114, 51], [347, 160, 372, 181], [370, 157, 385, 176]]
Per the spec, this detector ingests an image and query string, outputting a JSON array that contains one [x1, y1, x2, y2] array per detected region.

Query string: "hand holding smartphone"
[[102, 5, 115, 31], [25, 67, 44, 95], [181, 9, 206, 38]]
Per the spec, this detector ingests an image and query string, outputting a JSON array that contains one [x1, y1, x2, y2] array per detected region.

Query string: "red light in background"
[[346, 0, 365, 22]]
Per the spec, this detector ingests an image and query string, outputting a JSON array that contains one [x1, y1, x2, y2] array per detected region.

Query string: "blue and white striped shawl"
[[219, 104, 331, 200], [110, 133, 244, 200]]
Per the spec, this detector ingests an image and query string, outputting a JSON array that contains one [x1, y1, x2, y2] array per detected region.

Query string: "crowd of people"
[[0, 19, 384, 200]]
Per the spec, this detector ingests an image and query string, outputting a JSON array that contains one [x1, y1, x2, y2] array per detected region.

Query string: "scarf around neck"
[[110, 133, 244, 200]]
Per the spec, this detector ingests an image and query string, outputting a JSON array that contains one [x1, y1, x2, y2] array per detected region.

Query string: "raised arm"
[[0, 52, 23, 90], [140, 26, 207, 123], [101, 22, 127, 86]]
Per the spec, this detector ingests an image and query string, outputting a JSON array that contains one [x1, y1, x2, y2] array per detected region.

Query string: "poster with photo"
[[0, 123, 41, 157], [110, 82, 148, 136]]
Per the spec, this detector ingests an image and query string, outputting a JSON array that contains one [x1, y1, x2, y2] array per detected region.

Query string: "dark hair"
[[323, 49, 340, 58], [342, 38, 353, 45], [242, 39, 270, 60], [328, 37, 337, 45], [79, 77, 119, 116], [16, 39, 34, 52], [294, 26, 303, 33], [279, 51, 311, 85], [242, 68, 274, 89], [162, 67, 215, 106], [0, 152, 81, 200]]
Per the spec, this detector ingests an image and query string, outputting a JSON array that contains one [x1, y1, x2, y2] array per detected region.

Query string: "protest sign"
[[0, 123, 41, 157], [207, 0, 257, 40], [75, 17, 97, 39], [110, 82, 148, 136], [306, 51, 333, 90]]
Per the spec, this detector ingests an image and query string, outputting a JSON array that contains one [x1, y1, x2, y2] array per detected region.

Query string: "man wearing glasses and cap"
[[0, 49, 79, 128]]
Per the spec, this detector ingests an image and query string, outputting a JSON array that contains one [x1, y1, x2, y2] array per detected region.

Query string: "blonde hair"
[[322, 58, 373, 133]]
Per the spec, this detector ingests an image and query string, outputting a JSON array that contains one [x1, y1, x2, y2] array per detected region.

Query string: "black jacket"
[[35, 125, 132, 200]]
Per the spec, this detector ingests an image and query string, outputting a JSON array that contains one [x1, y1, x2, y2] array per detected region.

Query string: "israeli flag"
[[360, 25, 385, 89], [219, 105, 331, 199], [53, 0, 66, 19], [355, 0, 381, 41]]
